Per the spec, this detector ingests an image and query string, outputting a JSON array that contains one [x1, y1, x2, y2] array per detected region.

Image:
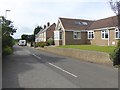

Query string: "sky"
[[0, 0, 116, 39]]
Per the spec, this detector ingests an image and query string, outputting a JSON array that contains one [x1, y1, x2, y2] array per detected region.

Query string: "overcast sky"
[[0, 0, 116, 39]]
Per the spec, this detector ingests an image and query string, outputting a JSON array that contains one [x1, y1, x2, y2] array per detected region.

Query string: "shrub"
[[3, 46, 13, 55], [47, 38, 54, 45], [110, 40, 120, 66], [36, 42, 48, 48], [117, 40, 120, 47]]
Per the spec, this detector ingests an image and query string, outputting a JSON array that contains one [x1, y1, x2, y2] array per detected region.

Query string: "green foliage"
[[36, 42, 48, 48], [2, 36, 14, 48], [3, 46, 13, 55], [34, 26, 42, 35], [110, 40, 120, 65], [2, 17, 16, 36], [33, 26, 42, 41], [21, 34, 34, 43], [47, 38, 54, 45], [21, 34, 28, 40], [27, 35, 34, 42], [116, 40, 120, 47], [2, 16, 16, 56]]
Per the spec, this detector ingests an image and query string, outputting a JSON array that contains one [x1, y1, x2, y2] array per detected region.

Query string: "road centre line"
[[32, 54, 41, 59], [48, 63, 78, 78], [32, 54, 77, 78]]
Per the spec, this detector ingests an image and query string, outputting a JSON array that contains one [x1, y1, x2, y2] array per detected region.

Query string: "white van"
[[18, 40, 26, 46]]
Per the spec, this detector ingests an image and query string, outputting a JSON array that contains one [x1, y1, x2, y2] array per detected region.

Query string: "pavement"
[[2, 45, 118, 88]]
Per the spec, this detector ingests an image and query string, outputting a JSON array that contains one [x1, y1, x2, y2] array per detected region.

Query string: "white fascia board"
[[58, 18, 65, 31], [42, 25, 51, 33], [36, 29, 44, 36], [91, 27, 116, 31], [55, 20, 60, 30], [88, 30, 94, 32], [65, 30, 87, 32]]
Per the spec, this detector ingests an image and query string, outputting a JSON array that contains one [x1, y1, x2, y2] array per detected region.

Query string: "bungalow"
[[54, 16, 119, 46], [35, 23, 56, 42], [87, 16, 118, 46]]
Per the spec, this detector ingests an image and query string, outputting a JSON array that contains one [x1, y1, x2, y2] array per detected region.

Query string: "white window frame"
[[73, 31, 81, 39], [88, 31, 94, 39], [54, 30, 62, 40], [54, 31, 60, 40], [101, 30, 109, 39], [115, 28, 120, 39]]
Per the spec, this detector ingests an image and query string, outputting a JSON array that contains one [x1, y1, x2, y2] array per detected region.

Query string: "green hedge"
[[110, 40, 120, 66], [47, 38, 54, 45], [3, 46, 13, 55], [36, 42, 48, 48]]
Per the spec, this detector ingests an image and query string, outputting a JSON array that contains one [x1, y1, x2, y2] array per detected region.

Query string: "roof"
[[59, 16, 118, 31], [88, 16, 118, 30], [36, 23, 56, 37], [41, 23, 56, 33], [59, 17, 94, 31]]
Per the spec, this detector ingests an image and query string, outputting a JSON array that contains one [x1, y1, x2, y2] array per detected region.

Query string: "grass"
[[58, 45, 116, 53]]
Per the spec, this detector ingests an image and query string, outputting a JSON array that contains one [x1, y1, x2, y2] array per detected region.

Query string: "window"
[[75, 21, 88, 26], [73, 31, 81, 39], [54, 31, 62, 40], [101, 30, 108, 39], [75, 21, 82, 25], [81, 22, 88, 25], [60, 32, 62, 39], [115, 29, 120, 39], [88, 31, 94, 39]]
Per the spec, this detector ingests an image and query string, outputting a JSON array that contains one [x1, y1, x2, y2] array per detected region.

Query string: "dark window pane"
[[116, 32, 118, 38]]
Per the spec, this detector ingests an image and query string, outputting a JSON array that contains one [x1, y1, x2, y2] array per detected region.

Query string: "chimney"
[[44, 25, 46, 29], [47, 22, 50, 27]]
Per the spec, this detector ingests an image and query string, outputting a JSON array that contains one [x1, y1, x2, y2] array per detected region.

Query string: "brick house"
[[35, 23, 56, 42], [87, 16, 118, 46], [54, 16, 119, 46]]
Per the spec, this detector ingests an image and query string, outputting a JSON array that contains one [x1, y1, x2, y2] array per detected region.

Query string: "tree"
[[2, 16, 17, 55], [109, 0, 120, 66], [27, 34, 34, 42], [33, 26, 43, 47], [21, 34, 35, 46], [34, 26, 42, 35], [109, 0, 120, 15], [109, 0, 120, 27], [21, 34, 28, 40]]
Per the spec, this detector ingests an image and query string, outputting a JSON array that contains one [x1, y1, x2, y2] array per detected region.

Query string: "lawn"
[[58, 45, 116, 53]]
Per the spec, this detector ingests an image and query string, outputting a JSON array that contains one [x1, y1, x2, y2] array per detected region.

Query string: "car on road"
[[18, 40, 27, 46]]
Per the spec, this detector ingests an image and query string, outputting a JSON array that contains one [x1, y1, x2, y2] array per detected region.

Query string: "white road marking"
[[32, 54, 41, 59], [32, 54, 77, 78], [48, 63, 78, 78]]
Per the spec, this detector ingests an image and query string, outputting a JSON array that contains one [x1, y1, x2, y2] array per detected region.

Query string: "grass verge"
[[58, 45, 116, 53]]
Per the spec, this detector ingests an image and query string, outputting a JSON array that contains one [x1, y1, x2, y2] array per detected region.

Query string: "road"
[[3, 45, 118, 88]]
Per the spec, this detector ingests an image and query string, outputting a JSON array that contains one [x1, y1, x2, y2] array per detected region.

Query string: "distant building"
[[35, 23, 56, 42]]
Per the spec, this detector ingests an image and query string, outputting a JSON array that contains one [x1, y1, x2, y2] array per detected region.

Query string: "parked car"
[[18, 40, 27, 46]]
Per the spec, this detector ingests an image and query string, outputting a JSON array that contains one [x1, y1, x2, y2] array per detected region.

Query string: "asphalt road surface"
[[3, 45, 118, 88]]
